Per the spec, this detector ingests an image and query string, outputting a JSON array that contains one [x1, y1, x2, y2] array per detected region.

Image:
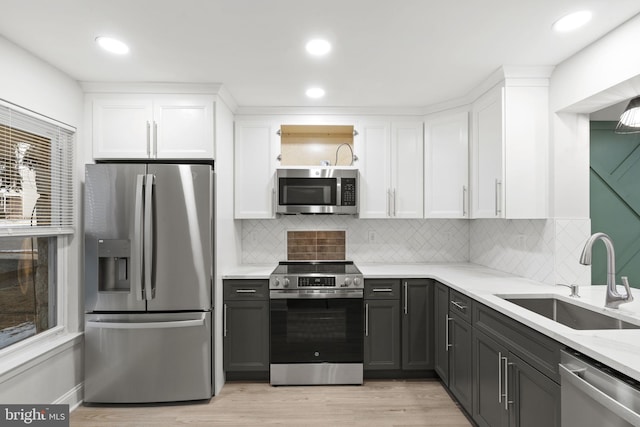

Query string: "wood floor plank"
[[70, 379, 472, 426]]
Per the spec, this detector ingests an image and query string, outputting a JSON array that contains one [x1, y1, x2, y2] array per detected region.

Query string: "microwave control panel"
[[341, 178, 357, 206]]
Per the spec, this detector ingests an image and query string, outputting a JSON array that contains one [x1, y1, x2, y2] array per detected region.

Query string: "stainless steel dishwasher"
[[560, 349, 640, 427]]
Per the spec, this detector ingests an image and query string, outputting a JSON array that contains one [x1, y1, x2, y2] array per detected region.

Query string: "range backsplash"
[[241, 217, 469, 264], [240, 217, 591, 286]]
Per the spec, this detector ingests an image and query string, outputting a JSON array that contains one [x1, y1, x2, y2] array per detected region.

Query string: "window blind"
[[0, 100, 75, 235]]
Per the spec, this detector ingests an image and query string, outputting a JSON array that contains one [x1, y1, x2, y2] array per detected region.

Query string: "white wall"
[[550, 13, 640, 114], [0, 36, 84, 405]]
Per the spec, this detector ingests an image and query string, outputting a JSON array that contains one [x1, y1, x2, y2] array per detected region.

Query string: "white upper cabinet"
[[152, 96, 214, 159], [470, 81, 549, 219], [357, 120, 423, 218], [391, 122, 424, 218], [91, 94, 214, 160], [357, 122, 391, 218], [471, 87, 503, 218], [424, 110, 469, 218], [234, 120, 279, 219]]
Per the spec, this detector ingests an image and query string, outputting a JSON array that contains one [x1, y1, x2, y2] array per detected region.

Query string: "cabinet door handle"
[[153, 121, 158, 158], [403, 282, 408, 314], [365, 303, 369, 337], [495, 179, 502, 217], [235, 289, 257, 293], [445, 315, 453, 351], [501, 355, 510, 410], [462, 185, 467, 217], [506, 360, 515, 408], [387, 189, 391, 217], [223, 303, 228, 338], [498, 351, 503, 404], [146, 121, 151, 157], [393, 189, 397, 217]]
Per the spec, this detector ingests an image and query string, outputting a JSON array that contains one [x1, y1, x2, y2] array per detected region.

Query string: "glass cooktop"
[[272, 261, 361, 275]]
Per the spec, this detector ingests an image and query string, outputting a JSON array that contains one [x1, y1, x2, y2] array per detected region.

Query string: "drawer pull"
[[236, 289, 257, 293], [451, 300, 467, 310], [372, 288, 393, 292]]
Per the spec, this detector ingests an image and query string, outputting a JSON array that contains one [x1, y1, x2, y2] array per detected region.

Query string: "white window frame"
[[0, 99, 79, 380]]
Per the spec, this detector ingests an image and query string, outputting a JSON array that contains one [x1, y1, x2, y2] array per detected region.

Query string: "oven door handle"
[[270, 290, 364, 299]]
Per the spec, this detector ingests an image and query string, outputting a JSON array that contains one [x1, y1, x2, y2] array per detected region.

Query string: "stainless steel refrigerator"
[[83, 163, 214, 403]]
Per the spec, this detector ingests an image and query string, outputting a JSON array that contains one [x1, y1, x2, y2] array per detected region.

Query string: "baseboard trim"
[[55, 382, 83, 411]]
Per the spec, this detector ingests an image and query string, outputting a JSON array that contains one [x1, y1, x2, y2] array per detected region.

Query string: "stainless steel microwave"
[[276, 168, 358, 215]]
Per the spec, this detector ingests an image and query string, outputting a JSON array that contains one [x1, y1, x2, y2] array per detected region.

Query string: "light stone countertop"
[[223, 262, 640, 382]]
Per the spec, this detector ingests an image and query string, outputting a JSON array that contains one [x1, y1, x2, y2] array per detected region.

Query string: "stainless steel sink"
[[501, 296, 640, 330]]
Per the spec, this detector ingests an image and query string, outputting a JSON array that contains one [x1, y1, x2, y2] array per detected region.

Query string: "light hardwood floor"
[[70, 380, 472, 427]]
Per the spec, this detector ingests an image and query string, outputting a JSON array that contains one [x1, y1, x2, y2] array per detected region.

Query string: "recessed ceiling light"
[[552, 10, 592, 32], [95, 36, 130, 55], [305, 39, 331, 56], [306, 87, 326, 98]]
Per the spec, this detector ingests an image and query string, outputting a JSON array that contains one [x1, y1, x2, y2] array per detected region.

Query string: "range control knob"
[[273, 278, 281, 288], [284, 278, 291, 288], [354, 277, 361, 286], [344, 277, 352, 287]]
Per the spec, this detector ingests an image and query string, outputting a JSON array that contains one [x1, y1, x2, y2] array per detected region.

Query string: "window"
[[0, 100, 74, 350]]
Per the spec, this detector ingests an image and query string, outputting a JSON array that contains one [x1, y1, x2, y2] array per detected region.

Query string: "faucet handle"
[[620, 277, 634, 303]]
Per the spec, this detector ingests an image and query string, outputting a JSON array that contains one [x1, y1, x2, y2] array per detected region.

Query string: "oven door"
[[270, 297, 363, 364]]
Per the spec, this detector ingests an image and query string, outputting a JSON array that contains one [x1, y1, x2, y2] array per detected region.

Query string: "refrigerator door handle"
[[132, 174, 145, 301], [144, 174, 155, 300], [86, 318, 206, 330]]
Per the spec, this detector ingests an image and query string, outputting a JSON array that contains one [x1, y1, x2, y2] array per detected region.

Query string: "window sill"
[[0, 330, 82, 385]]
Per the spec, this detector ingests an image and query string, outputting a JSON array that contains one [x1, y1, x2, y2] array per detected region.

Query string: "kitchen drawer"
[[449, 290, 472, 323], [473, 303, 562, 383], [223, 280, 269, 300], [364, 279, 401, 299]]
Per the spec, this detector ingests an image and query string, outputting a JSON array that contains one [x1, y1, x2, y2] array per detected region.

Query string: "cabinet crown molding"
[[81, 81, 223, 95]]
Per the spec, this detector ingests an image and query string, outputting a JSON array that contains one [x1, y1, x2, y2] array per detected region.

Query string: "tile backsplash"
[[242, 217, 469, 264], [287, 230, 346, 260], [469, 218, 591, 285], [241, 216, 591, 286]]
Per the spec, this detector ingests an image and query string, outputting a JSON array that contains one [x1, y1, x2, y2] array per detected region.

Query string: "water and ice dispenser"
[[97, 239, 130, 292]]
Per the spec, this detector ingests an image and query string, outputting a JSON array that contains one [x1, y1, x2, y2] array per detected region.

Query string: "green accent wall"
[[590, 121, 640, 287]]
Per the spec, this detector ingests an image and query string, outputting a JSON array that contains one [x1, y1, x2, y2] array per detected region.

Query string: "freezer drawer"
[[84, 312, 212, 403]]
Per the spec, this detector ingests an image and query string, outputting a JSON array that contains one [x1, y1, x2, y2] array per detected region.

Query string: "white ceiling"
[[1, 0, 640, 109]]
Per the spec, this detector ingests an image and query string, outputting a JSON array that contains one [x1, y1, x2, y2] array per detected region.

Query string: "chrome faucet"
[[579, 232, 634, 308]]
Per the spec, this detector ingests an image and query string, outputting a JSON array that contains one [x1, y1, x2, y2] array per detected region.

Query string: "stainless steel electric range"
[[269, 260, 364, 385]]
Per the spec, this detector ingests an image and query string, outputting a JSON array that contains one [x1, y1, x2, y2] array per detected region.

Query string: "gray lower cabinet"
[[364, 279, 401, 370], [474, 329, 510, 427], [434, 282, 450, 383], [449, 310, 473, 412], [223, 280, 269, 374], [434, 282, 473, 413], [402, 279, 434, 370], [508, 352, 560, 427], [473, 304, 561, 427]]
